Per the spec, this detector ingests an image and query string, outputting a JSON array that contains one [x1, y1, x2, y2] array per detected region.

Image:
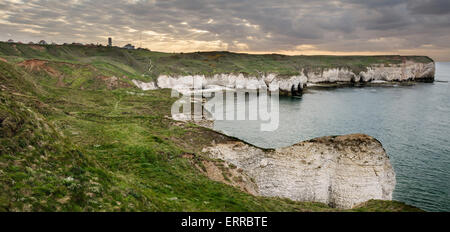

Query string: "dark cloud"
[[0, 0, 449, 60], [409, 0, 450, 15]]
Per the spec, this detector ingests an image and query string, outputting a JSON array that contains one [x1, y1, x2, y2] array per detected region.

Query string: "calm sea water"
[[213, 62, 450, 212]]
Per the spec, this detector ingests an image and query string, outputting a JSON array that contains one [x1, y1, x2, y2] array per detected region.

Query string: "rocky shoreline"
[[172, 102, 397, 209], [0, 42, 428, 211], [159, 60, 436, 209], [133, 60, 435, 95]]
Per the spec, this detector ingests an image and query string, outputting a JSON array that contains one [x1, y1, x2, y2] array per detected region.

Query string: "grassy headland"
[[0, 42, 423, 211], [0, 42, 433, 81]]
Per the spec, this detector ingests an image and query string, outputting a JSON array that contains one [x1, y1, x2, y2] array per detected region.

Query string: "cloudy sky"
[[1, 0, 450, 60]]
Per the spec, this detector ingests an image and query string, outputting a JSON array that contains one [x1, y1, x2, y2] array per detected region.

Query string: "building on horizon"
[[123, 44, 135, 50], [108, 37, 112, 46]]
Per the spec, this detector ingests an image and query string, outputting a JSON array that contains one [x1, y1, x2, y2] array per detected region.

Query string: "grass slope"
[[0, 42, 433, 80], [0, 44, 423, 212]]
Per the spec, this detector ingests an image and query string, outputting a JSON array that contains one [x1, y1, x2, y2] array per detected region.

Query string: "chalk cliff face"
[[132, 61, 435, 93], [156, 73, 305, 92], [202, 134, 396, 209], [135, 73, 308, 93], [359, 61, 435, 82]]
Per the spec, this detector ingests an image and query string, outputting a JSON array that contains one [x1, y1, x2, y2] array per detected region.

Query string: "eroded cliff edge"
[[133, 59, 435, 94], [201, 134, 396, 209], [0, 44, 420, 211]]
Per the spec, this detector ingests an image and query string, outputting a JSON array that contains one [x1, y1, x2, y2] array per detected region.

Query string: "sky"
[[1, 0, 450, 61]]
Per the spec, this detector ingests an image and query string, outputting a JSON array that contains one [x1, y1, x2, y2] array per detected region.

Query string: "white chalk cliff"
[[132, 61, 435, 93], [131, 60, 424, 209], [203, 134, 396, 209]]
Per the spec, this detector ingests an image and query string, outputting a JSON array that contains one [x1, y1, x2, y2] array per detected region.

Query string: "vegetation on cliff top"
[[0, 44, 423, 212], [0, 42, 433, 80]]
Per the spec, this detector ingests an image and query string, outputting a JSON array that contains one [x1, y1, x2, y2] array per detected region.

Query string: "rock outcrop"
[[132, 61, 435, 94], [132, 79, 158, 90], [202, 134, 396, 209]]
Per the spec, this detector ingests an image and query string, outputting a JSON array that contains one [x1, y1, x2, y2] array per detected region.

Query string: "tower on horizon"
[[108, 37, 112, 47]]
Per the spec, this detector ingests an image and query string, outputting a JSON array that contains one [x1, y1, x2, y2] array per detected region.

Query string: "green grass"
[[0, 42, 434, 80], [0, 45, 424, 212]]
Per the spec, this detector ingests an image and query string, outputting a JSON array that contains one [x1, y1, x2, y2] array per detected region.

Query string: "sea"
[[213, 62, 450, 212]]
